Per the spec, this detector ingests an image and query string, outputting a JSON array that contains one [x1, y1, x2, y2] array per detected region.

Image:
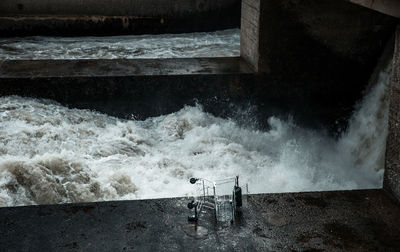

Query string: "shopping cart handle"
[[190, 178, 199, 184]]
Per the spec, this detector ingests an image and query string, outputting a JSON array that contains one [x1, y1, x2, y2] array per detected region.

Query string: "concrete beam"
[[384, 25, 400, 201], [0, 58, 254, 120], [349, 0, 400, 18]]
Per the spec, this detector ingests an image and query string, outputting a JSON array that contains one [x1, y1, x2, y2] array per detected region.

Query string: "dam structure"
[[1, 0, 400, 251]]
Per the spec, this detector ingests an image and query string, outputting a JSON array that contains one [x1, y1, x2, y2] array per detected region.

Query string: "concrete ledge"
[[1, 189, 399, 251], [0, 57, 371, 131], [0, 58, 253, 78], [0, 58, 256, 121]]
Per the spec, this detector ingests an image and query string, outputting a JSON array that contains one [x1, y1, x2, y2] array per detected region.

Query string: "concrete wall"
[[0, 58, 258, 123], [349, 0, 400, 18], [0, 0, 241, 36], [241, 0, 397, 75], [384, 26, 400, 201], [241, 0, 400, 200], [0, 0, 237, 17], [240, 0, 260, 72], [240, 0, 397, 132]]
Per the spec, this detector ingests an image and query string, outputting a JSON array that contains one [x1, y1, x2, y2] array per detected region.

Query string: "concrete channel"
[[1, 0, 400, 251]]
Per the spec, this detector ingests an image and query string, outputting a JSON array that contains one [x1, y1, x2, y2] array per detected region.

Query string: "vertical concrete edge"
[[240, 0, 260, 72], [348, 0, 400, 18], [384, 25, 400, 202]]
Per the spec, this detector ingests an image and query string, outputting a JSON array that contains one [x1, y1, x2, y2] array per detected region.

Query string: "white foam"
[[0, 29, 240, 60], [0, 70, 391, 207]]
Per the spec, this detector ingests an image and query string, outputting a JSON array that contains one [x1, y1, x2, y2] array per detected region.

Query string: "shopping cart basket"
[[187, 176, 243, 223]]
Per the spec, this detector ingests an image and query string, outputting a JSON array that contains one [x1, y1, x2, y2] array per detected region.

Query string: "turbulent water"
[[0, 29, 240, 60], [0, 67, 391, 207]]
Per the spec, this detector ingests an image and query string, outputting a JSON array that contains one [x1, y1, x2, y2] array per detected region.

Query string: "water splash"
[[0, 29, 240, 60], [0, 67, 390, 207]]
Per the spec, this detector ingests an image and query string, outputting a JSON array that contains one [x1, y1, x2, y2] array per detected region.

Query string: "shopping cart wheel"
[[187, 200, 196, 209], [188, 215, 198, 222]]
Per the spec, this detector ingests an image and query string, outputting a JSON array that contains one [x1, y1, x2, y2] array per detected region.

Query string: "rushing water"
[[0, 28, 391, 207], [0, 29, 240, 60], [0, 66, 391, 207]]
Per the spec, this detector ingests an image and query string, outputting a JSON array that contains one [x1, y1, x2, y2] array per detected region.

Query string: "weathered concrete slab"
[[0, 189, 399, 251], [0, 58, 253, 78]]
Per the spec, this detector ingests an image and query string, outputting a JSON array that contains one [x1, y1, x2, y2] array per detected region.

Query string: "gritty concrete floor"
[[1, 189, 399, 251]]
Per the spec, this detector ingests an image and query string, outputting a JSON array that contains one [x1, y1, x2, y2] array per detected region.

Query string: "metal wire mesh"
[[214, 178, 236, 222], [189, 176, 238, 222]]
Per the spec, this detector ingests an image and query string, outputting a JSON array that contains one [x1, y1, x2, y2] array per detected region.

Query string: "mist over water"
[[0, 67, 390, 207], [0, 29, 240, 60]]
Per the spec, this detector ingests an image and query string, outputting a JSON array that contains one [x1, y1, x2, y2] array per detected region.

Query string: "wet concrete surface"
[[0, 189, 399, 251], [0, 58, 253, 77]]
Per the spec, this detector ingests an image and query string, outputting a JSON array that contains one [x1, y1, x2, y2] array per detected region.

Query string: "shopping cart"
[[187, 176, 243, 223]]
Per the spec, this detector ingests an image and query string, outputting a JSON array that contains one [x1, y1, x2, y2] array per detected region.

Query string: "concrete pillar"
[[240, 0, 261, 72], [384, 25, 400, 201], [240, 0, 396, 76], [239, 0, 396, 132]]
